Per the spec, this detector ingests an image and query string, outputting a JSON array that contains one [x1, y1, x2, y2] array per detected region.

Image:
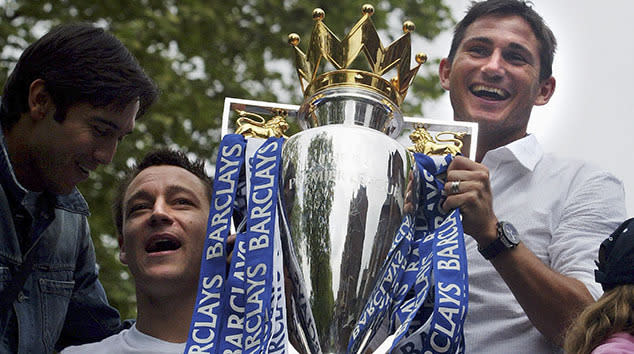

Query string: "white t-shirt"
[[464, 135, 626, 353], [61, 323, 185, 354]]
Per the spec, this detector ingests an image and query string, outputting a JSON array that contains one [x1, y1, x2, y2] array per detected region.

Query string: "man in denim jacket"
[[0, 24, 157, 353]]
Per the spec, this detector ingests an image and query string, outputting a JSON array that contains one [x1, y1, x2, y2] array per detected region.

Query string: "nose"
[[94, 138, 118, 165], [148, 199, 174, 227], [481, 49, 505, 79]]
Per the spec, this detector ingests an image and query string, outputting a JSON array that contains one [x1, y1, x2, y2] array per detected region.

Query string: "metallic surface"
[[234, 109, 290, 138], [279, 88, 417, 353], [288, 5, 424, 105], [297, 86, 403, 139], [406, 126, 466, 155]]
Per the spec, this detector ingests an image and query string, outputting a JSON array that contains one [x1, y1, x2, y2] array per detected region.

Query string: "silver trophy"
[[281, 84, 415, 353], [221, 5, 476, 353]]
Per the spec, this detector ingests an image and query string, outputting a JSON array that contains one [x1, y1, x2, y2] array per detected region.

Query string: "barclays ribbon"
[[187, 134, 467, 353], [216, 137, 288, 354], [186, 135, 288, 354], [349, 153, 469, 354], [389, 154, 468, 354], [241, 137, 285, 353], [348, 213, 414, 352], [186, 134, 246, 353], [217, 232, 248, 353]]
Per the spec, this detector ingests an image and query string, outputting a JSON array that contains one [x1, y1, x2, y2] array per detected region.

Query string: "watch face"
[[502, 222, 520, 244]]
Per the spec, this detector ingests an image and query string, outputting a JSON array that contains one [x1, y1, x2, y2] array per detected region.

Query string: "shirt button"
[[17, 291, 27, 302]]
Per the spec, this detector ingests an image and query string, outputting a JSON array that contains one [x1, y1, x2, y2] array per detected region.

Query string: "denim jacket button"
[[17, 291, 27, 302]]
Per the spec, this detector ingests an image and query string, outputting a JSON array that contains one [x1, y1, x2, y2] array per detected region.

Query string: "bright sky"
[[421, 0, 634, 217]]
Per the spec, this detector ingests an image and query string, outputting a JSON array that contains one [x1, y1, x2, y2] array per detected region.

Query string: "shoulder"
[[55, 188, 90, 216], [538, 152, 624, 194], [60, 329, 129, 353], [591, 332, 634, 354]]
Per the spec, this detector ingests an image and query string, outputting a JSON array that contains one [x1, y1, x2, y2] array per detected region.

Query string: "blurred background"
[[1, 0, 631, 320], [0, 0, 453, 319]]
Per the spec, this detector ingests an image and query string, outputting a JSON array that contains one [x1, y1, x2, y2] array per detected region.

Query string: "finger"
[[226, 234, 236, 265], [444, 179, 475, 196], [447, 155, 475, 172], [226, 233, 236, 246]]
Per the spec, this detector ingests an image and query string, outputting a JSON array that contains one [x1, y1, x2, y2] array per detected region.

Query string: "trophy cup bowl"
[[279, 86, 417, 353]]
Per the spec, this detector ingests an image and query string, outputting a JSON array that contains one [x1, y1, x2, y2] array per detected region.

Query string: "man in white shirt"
[[62, 149, 213, 353], [438, 0, 626, 352]]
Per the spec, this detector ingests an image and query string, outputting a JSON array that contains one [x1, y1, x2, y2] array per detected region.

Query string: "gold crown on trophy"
[[288, 4, 427, 106]]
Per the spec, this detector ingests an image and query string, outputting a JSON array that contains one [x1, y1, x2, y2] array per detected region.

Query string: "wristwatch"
[[478, 221, 520, 260]]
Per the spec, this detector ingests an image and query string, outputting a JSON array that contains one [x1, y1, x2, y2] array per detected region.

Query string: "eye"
[[128, 203, 150, 216], [92, 125, 111, 137], [505, 52, 527, 64], [467, 45, 488, 57], [174, 198, 195, 207]]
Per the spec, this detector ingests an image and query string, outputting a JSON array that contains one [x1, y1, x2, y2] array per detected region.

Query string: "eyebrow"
[[466, 37, 532, 54], [93, 117, 134, 136], [124, 185, 201, 207], [124, 189, 153, 209], [165, 185, 200, 201]]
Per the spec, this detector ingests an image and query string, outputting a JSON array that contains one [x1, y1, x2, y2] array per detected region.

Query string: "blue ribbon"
[[185, 134, 246, 353], [241, 137, 284, 353], [186, 135, 467, 354], [217, 232, 248, 353], [348, 153, 469, 354]]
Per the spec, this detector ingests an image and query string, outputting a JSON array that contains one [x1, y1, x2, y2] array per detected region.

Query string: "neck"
[[474, 129, 527, 163], [135, 289, 197, 343], [3, 116, 42, 191]]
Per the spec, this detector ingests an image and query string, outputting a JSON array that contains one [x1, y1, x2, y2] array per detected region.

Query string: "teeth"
[[146, 238, 181, 253], [471, 85, 508, 99]]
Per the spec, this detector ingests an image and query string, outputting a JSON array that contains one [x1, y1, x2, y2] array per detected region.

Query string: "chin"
[[48, 184, 76, 196]]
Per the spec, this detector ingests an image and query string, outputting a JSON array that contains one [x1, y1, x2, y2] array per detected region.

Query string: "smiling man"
[[437, 0, 626, 352], [62, 149, 212, 353], [0, 23, 157, 353]]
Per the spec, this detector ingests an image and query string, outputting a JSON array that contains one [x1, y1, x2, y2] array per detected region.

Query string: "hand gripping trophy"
[[186, 5, 472, 354]]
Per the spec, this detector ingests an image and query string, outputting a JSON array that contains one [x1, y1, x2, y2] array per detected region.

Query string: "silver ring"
[[450, 180, 460, 194]]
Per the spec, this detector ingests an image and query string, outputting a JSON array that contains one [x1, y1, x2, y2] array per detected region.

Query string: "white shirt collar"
[[481, 134, 543, 172]]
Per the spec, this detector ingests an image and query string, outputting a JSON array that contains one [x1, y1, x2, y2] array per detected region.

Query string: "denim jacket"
[[0, 128, 121, 353]]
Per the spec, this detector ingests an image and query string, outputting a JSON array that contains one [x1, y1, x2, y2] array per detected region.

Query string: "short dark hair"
[[112, 149, 213, 238], [447, 0, 557, 82], [1, 23, 158, 130]]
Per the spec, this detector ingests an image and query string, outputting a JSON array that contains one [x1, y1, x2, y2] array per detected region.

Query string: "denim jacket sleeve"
[[55, 216, 122, 351]]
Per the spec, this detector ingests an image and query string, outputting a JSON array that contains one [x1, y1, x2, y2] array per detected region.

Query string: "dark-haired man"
[[62, 149, 212, 353], [438, 0, 625, 352], [0, 23, 157, 352]]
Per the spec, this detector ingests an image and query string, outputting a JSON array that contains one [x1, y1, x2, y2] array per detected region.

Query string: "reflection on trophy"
[[281, 6, 423, 353], [222, 5, 476, 353]]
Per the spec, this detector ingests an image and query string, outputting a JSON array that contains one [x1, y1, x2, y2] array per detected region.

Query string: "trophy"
[[219, 5, 476, 353]]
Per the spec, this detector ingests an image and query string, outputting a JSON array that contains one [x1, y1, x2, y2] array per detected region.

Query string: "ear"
[[118, 235, 128, 265], [439, 58, 452, 91], [534, 76, 556, 106], [27, 79, 54, 120]]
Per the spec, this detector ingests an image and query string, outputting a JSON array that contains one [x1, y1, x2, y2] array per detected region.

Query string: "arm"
[[56, 217, 122, 350], [442, 156, 625, 345]]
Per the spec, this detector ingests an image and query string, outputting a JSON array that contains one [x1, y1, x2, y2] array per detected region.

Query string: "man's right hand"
[[442, 156, 498, 246]]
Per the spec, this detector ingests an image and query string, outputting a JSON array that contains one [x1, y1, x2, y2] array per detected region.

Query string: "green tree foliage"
[[0, 0, 452, 320]]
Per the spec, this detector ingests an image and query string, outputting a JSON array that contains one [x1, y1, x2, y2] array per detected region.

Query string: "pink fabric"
[[591, 332, 634, 354]]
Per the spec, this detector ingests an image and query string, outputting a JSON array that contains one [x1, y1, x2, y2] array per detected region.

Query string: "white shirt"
[[61, 323, 185, 354], [464, 135, 626, 353]]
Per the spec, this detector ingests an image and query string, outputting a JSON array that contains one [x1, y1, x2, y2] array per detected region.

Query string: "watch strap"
[[478, 222, 518, 260]]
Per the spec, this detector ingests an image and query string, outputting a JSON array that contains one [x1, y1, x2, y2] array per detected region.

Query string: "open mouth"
[[470, 85, 509, 101], [145, 236, 182, 253]]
